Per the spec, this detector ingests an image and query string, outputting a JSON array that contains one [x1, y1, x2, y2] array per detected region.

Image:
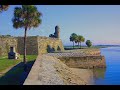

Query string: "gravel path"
[[46, 52, 85, 57], [46, 49, 101, 57]]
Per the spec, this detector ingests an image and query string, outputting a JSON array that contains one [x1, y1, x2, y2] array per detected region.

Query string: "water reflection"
[[92, 68, 106, 84], [93, 47, 120, 85]]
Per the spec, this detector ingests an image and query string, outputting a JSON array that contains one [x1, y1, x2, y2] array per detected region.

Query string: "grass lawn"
[[64, 45, 107, 50], [0, 55, 37, 85]]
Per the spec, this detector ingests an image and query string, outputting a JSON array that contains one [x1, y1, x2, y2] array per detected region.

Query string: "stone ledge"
[[23, 54, 42, 85]]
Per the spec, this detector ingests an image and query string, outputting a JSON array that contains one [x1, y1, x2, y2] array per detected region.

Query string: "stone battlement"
[[17, 36, 60, 40], [0, 36, 64, 56], [0, 26, 64, 56], [46, 49, 106, 69]]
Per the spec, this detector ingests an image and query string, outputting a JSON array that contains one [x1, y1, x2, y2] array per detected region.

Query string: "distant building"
[[49, 25, 60, 39]]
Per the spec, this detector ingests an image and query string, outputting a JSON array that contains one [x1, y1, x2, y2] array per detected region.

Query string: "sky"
[[1, 5, 120, 46]]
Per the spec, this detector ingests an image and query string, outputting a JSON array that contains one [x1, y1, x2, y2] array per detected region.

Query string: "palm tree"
[[77, 35, 85, 49], [86, 40, 92, 47], [70, 33, 77, 49], [75, 35, 79, 48], [0, 5, 9, 12], [12, 5, 42, 72]]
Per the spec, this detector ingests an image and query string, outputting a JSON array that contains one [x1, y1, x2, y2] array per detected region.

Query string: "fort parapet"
[[0, 26, 64, 56], [0, 36, 64, 56], [17, 36, 64, 55]]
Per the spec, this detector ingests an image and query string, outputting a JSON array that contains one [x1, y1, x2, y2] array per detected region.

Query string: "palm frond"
[[12, 5, 42, 30], [0, 5, 9, 12]]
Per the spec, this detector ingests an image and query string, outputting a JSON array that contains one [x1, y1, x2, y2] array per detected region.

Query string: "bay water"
[[93, 47, 120, 85]]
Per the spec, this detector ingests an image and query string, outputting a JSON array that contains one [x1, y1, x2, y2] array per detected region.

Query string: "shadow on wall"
[[47, 45, 55, 53]]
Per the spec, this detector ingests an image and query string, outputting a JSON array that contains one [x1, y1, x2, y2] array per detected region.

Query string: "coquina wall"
[[0, 37, 17, 56], [37, 37, 64, 54], [58, 56, 106, 69], [17, 36, 64, 55], [0, 36, 64, 56], [17, 36, 38, 55]]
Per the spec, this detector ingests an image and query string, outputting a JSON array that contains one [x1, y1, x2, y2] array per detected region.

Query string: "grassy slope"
[[0, 55, 37, 85]]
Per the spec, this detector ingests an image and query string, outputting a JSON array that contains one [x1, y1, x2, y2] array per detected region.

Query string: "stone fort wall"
[[46, 52, 106, 69], [58, 56, 106, 69], [17, 36, 38, 55], [37, 37, 64, 54], [0, 36, 64, 56], [0, 37, 17, 56]]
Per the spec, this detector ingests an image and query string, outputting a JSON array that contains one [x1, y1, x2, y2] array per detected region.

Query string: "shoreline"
[[24, 48, 105, 85], [70, 68, 94, 85], [24, 54, 96, 85]]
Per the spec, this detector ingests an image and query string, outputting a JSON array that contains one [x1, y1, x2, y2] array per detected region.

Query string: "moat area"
[[94, 47, 120, 85]]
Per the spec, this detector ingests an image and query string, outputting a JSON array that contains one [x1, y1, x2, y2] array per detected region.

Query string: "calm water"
[[94, 47, 120, 85]]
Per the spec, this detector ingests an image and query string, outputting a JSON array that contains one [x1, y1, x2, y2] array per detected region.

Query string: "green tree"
[[0, 5, 9, 12], [75, 37, 79, 47], [75, 35, 85, 49], [86, 40, 92, 47], [12, 5, 42, 72], [69, 33, 77, 49]]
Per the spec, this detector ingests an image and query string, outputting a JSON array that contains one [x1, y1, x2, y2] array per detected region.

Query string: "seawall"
[[24, 54, 93, 85], [46, 48, 106, 69], [24, 49, 106, 85], [58, 56, 106, 68]]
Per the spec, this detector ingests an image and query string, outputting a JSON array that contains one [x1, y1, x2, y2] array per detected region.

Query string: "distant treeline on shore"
[[64, 45, 120, 50]]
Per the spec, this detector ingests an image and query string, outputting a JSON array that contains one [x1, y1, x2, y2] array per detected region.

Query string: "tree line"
[[70, 33, 92, 49]]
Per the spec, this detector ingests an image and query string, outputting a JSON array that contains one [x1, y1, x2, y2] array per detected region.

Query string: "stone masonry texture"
[[0, 37, 17, 56], [0, 36, 64, 56]]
